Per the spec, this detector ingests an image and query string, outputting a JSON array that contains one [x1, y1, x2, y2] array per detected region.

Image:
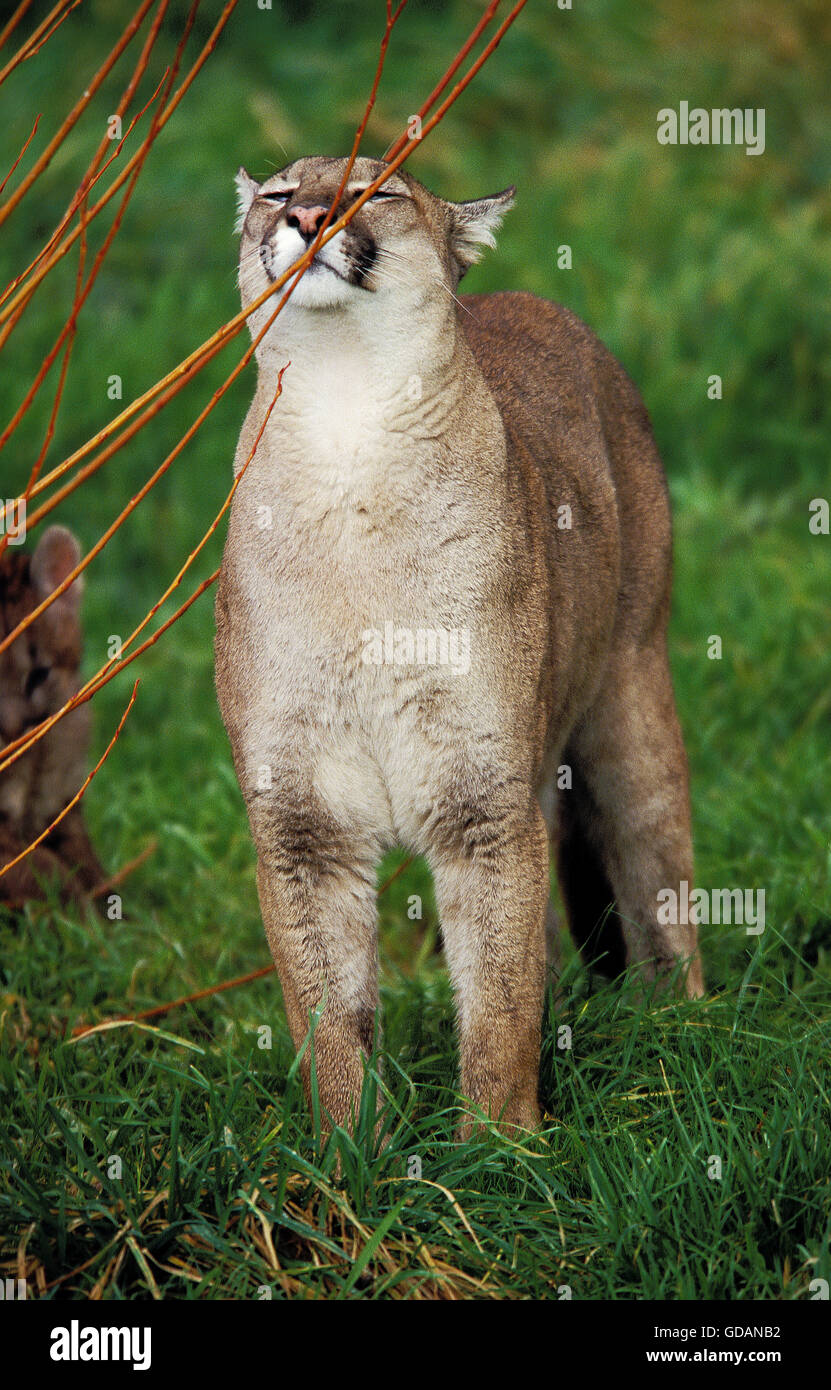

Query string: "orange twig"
[[384, 0, 501, 160], [0, 12, 193, 454], [82, 570, 220, 699], [387, 0, 529, 160], [21, 0, 81, 62], [0, 839, 159, 912], [0, 362, 289, 778], [76, 361, 289, 700], [27, 315, 240, 504], [377, 856, 415, 896], [0, 77, 169, 410], [0, 0, 239, 324], [0, 314, 283, 671], [0, 98, 171, 556], [0, 0, 68, 78], [1, 0, 171, 311], [26, 186, 90, 495], [0, 85, 163, 315], [0, 113, 40, 198], [0, 0, 36, 52], [71, 966, 278, 1036], [70, 854, 418, 1036], [88, 840, 158, 900], [0, 0, 156, 228], [0, 684, 138, 883]]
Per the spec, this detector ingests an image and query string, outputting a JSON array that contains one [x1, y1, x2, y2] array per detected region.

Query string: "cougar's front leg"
[[248, 789, 380, 1132], [428, 784, 549, 1136]]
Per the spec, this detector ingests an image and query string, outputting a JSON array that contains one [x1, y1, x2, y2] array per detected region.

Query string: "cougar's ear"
[[31, 525, 83, 611], [447, 185, 515, 279], [234, 167, 260, 234]]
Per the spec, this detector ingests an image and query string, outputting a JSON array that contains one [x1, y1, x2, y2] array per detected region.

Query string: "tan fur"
[[0, 526, 103, 906], [215, 156, 704, 1135]]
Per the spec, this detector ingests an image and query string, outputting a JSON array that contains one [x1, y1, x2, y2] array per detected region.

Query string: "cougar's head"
[[235, 155, 515, 317]]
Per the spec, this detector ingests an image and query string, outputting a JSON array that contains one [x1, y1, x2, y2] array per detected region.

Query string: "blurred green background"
[[2, 0, 831, 1302]]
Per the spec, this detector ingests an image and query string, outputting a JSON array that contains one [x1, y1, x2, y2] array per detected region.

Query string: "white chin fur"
[[267, 225, 354, 310], [288, 264, 353, 310]]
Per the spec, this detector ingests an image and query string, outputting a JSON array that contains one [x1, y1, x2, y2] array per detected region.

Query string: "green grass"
[[1, 0, 830, 1299]]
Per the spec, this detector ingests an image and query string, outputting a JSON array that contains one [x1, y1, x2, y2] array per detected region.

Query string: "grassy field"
[[1, 0, 830, 1299]]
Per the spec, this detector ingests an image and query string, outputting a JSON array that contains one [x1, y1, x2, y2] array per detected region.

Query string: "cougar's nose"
[[286, 203, 329, 242]]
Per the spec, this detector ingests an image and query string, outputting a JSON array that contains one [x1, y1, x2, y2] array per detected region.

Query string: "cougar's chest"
[[225, 436, 487, 744], [221, 337, 515, 761]]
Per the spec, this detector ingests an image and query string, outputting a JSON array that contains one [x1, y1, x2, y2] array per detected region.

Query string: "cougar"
[[0, 525, 103, 906], [215, 155, 704, 1136]]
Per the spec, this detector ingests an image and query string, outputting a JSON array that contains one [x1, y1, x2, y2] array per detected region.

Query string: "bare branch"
[[0, 113, 40, 197], [0, 0, 157, 227], [384, 0, 501, 160], [0, 683, 139, 884]]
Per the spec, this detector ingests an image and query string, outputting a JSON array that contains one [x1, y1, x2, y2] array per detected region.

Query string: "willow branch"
[[384, 0, 501, 160], [0, 113, 40, 198], [1, 0, 171, 312], [88, 840, 158, 900], [0, 0, 239, 322], [0, 10, 194, 456], [20, 0, 81, 62], [0, 0, 156, 227], [69, 854, 416, 1036], [0, 683, 138, 883], [0, 0, 36, 52], [0, 0, 69, 78], [0, 364, 288, 778]]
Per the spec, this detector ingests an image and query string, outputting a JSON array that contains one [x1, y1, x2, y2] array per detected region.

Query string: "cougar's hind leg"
[[538, 780, 564, 981], [556, 762, 627, 979], [564, 643, 704, 998]]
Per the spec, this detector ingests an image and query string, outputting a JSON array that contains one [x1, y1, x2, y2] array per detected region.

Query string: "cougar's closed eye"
[[351, 187, 406, 202]]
